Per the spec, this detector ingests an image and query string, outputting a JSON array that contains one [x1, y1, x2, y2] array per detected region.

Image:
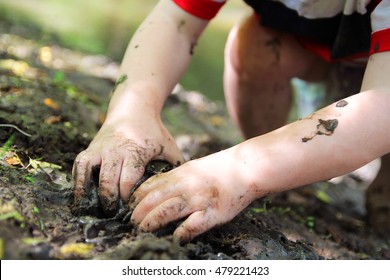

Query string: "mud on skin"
[[2, 20, 389, 259], [301, 118, 339, 142], [72, 160, 173, 218], [72, 160, 174, 243], [73, 132, 172, 215], [317, 119, 338, 134], [336, 100, 348, 108], [301, 99, 349, 142], [265, 37, 281, 65]]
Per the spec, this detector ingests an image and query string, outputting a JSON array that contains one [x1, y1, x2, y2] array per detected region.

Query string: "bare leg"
[[223, 12, 330, 139], [366, 153, 390, 235]]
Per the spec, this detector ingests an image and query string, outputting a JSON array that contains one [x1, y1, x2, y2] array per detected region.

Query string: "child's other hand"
[[130, 150, 259, 241]]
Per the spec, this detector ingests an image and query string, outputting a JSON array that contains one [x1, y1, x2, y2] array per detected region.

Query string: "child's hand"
[[130, 149, 259, 241], [72, 118, 183, 215]]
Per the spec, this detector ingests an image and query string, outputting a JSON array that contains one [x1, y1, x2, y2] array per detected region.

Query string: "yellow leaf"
[[0, 202, 25, 223], [39, 46, 52, 64], [22, 238, 47, 245], [43, 98, 59, 111], [59, 243, 94, 257], [0, 59, 29, 76], [28, 158, 61, 170], [209, 115, 224, 127], [0, 238, 3, 259], [29, 158, 39, 169], [37, 161, 61, 169]]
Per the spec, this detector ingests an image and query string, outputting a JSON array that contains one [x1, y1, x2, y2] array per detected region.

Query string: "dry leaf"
[[209, 115, 224, 127], [3, 151, 23, 167], [6, 156, 22, 166], [43, 98, 59, 111], [44, 115, 61, 124]]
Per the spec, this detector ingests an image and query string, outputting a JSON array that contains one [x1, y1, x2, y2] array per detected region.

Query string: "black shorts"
[[244, 0, 379, 62]]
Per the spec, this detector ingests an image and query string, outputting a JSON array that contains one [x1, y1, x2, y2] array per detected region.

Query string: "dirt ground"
[[0, 19, 389, 260]]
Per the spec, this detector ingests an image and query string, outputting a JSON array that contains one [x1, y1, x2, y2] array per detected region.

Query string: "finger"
[[129, 173, 182, 218], [98, 155, 123, 215], [156, 143, 185, 167], [73, 151, 102, 201], [119, 158, 146, 202], [135, 196, 192, 232], [173, 210, 215, 241]]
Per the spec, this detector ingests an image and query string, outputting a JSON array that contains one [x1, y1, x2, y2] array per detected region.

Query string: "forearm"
[[105, 0, 208, 123], [234, 88, 390, 197]]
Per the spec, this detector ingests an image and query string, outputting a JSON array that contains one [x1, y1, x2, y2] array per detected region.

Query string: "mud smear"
[[302, 119, 338, 142], [265, 37, 281, 65], [336, 100, 348, 108]]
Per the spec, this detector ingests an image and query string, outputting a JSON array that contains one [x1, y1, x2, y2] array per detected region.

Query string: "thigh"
[[229, 12, 330, 83]]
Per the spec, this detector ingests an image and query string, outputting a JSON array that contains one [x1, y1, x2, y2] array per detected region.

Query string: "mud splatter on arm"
[[301, 99, 349, 142]]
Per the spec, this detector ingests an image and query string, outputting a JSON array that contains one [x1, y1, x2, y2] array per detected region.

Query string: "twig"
[[0, 124, 32, 137]]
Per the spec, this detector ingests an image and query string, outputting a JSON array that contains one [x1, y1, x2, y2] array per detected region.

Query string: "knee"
[[224, 22, 243, 79], [224, 13, 267, 83], [225, 12, 330, 84], [224, 12, 294, 85]]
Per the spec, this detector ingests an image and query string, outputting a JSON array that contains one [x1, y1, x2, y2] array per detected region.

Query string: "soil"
[[1, 19, 389, 260]]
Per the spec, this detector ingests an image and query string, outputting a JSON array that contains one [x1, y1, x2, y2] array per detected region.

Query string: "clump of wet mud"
[[72, 160, 173, 218], [71, 160, 174, 247]]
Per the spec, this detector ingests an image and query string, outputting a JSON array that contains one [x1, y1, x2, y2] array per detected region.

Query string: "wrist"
[[104, 87, 164, 125], [208, 145, 269, 201], [231, 136, 284, 200]]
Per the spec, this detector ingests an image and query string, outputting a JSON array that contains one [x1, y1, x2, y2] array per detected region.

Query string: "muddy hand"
[[72, 121, 183, 217], [130, 151, 258, 241]]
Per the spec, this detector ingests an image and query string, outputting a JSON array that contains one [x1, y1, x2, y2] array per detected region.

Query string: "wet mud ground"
[[0, 20, 389, 260]]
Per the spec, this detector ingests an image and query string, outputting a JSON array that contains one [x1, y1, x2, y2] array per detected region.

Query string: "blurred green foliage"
[[0, 0, 248, 100]]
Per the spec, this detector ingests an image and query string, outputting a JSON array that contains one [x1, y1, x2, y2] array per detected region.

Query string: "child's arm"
[[73, 0, 209, 213], [131, 52, 390, 241]]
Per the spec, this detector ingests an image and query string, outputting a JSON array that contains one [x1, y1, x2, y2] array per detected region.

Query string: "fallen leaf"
[[0, 238, 3, 259], [44, 115, 61, 124], [0, 202, 25, 223], [209, 115, 224, 127], [3, 151, 23, 167], [0, 202, 14, 215], [22, 238, 47, 246], [39, 46, 52, 64], [0, 59, 29, 76], [6, 156, 22, 166], [59, 243, 94, 257], [43, 98, 59, 111], [28, 158, 62, 171]]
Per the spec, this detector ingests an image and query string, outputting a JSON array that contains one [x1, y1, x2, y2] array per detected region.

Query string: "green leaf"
[[306, 216, 315, 229], [251, 207, 266, 214], [22, 238, 47, 245], [0, 211, 25, 222], [315, 189, 332, 204], [0, 133, 15, 156]]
